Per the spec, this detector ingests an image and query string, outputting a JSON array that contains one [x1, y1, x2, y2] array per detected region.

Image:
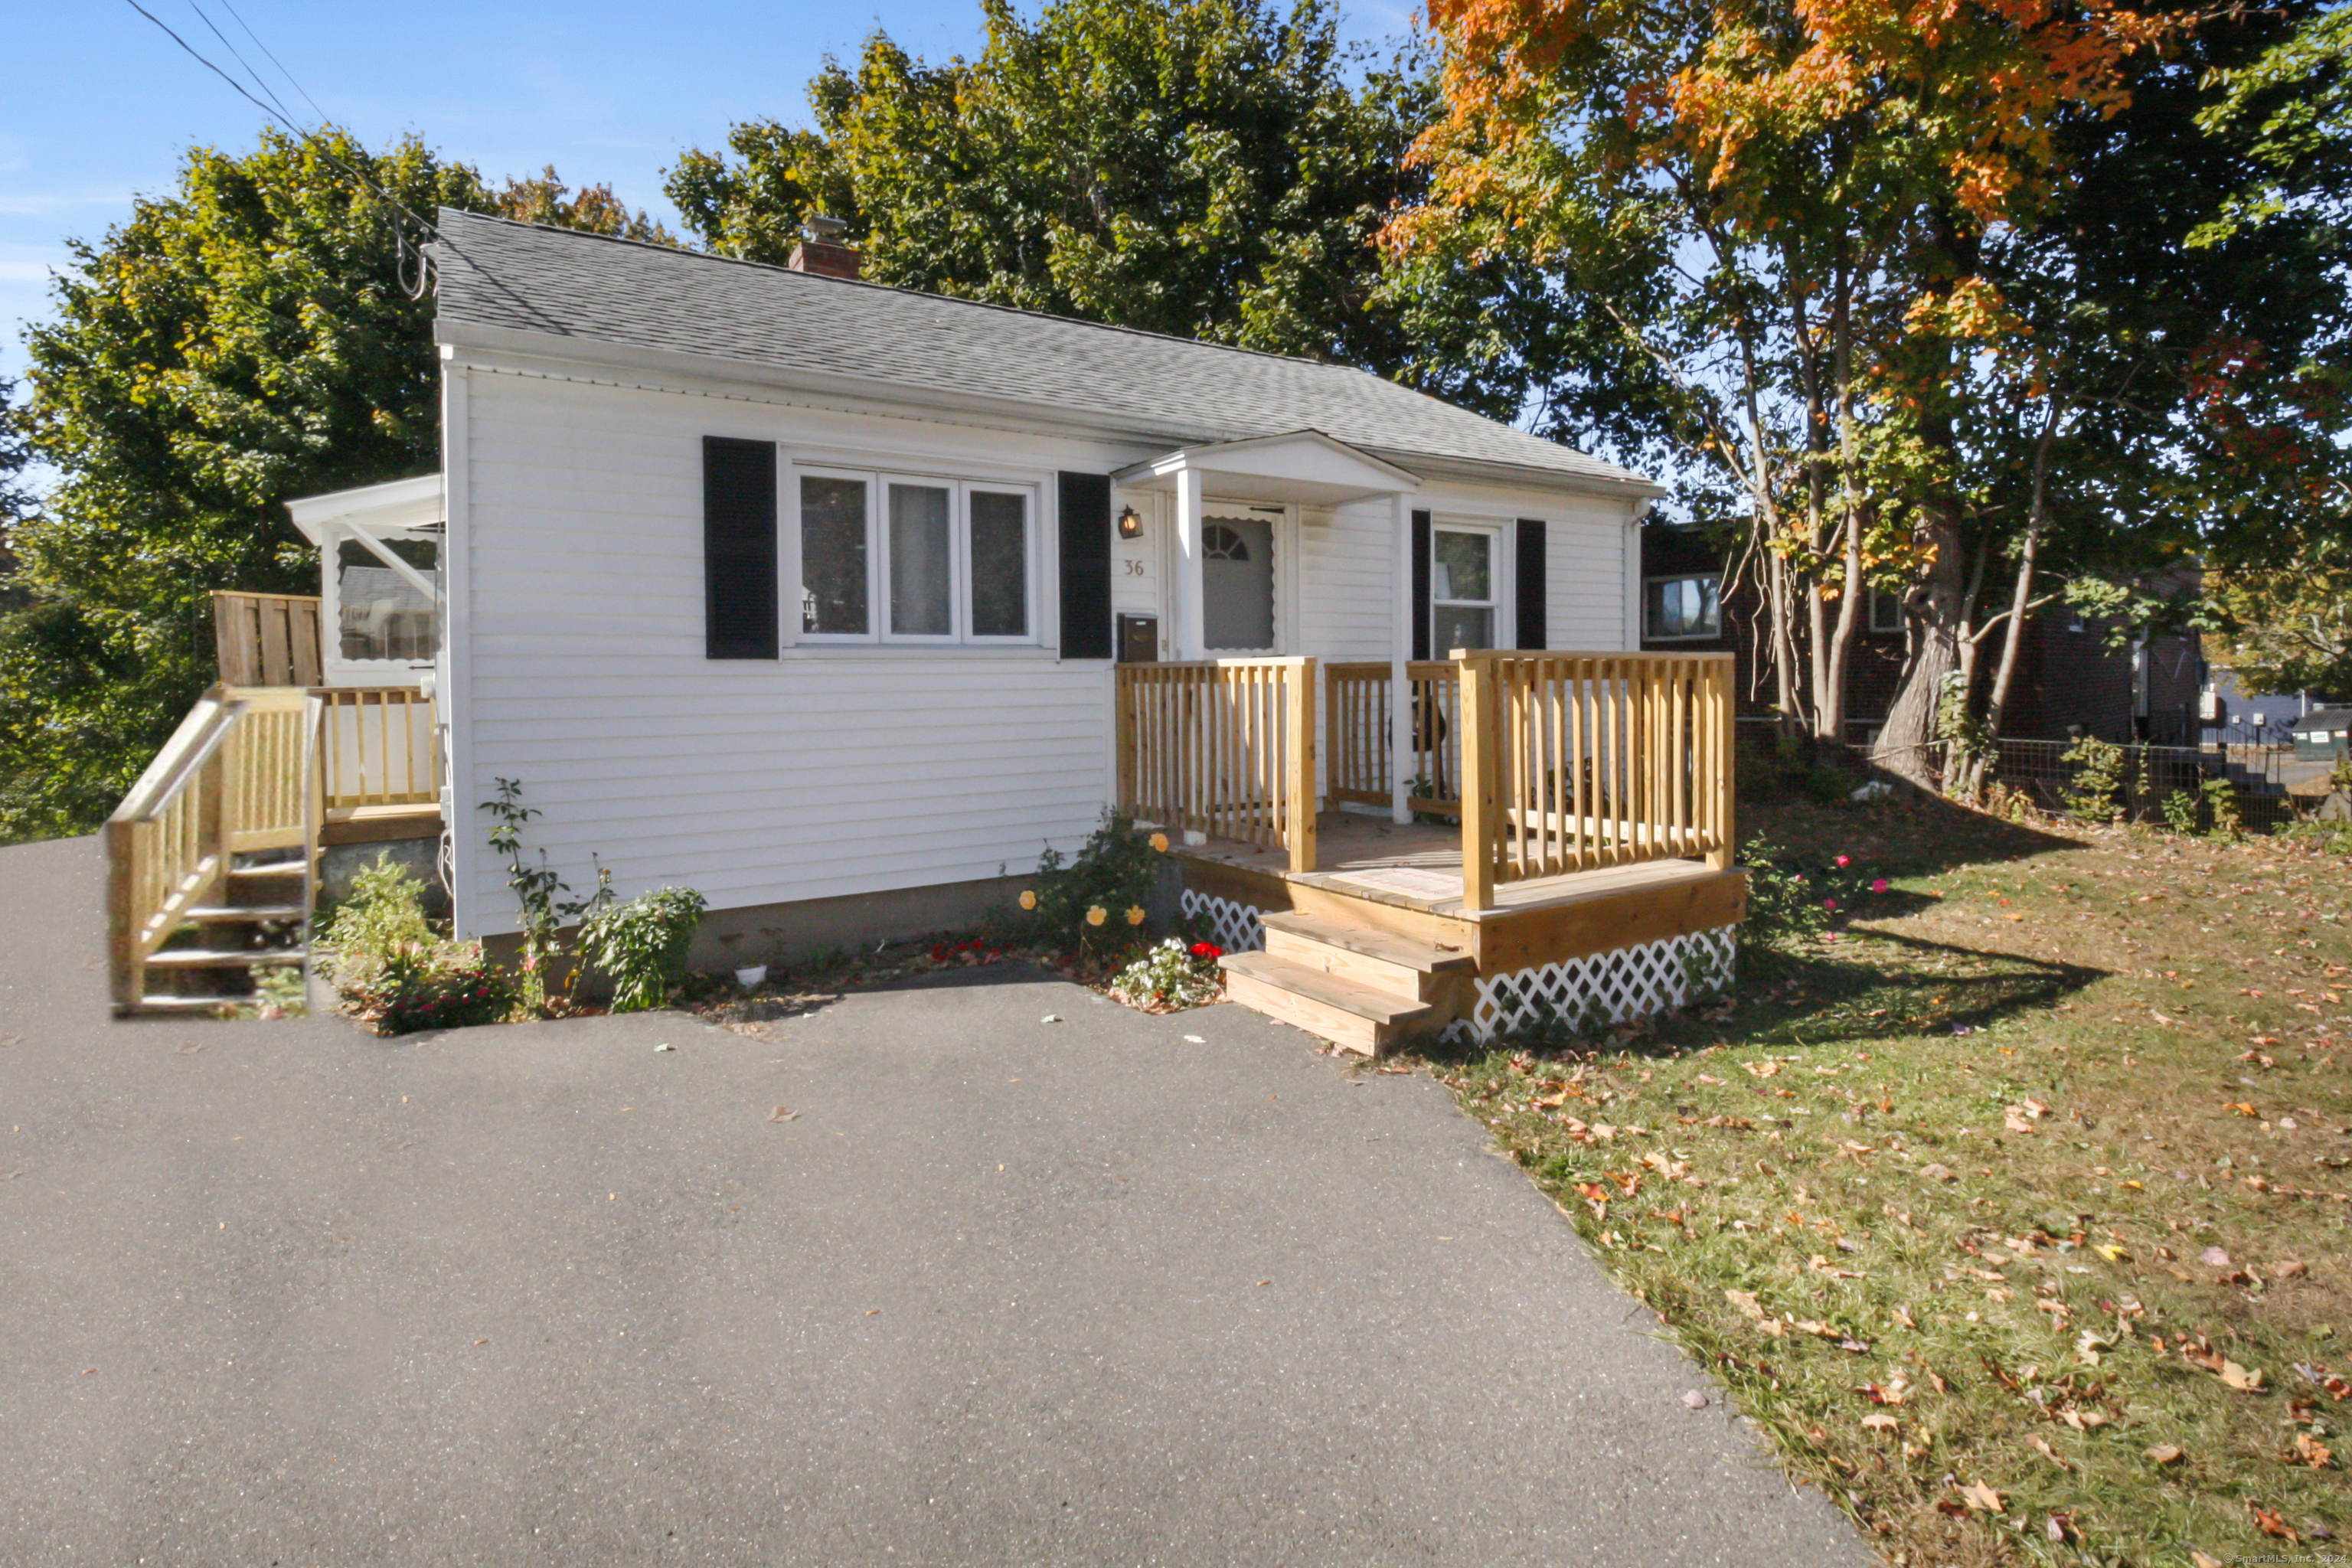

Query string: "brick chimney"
[[789, 215, 862, 280]]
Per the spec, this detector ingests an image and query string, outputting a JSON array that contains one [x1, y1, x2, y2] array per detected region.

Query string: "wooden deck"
[[1175, 807, 1746, 981], [1180, 808, 1728, 915]]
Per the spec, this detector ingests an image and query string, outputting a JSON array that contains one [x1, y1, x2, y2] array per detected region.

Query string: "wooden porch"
[[1117, 651, 1747, 1051], [103, 593, 443, 1014]]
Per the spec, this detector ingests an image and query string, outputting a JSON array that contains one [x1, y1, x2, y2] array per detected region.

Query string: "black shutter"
[[704, 436, 777, 659], [1410, 509, 1432, 661], [1057, 472, 1113, 659], [1515, 519, 1547, 649]]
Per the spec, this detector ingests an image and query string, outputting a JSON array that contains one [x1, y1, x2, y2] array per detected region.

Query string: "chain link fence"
[[1950, 737, 2313, 835]]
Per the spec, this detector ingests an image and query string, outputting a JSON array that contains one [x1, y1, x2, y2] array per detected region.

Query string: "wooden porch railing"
[[319, 684, 439, 809], [1455, 651, 1735, 910], [1322, 661, 1463, 815], [1116, 658, 1318, 873], [213, 591, 322, 687], [105, 686, 322, 1009]]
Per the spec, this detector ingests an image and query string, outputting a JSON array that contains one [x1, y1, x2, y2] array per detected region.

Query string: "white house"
[[113, 211, 1746, 1048]]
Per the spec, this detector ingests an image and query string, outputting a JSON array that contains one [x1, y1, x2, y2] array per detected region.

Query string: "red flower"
[[1834, 854, 1851, 868], [1190, 942, 1223, 960]]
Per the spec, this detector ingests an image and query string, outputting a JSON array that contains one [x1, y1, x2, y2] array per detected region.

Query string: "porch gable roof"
[[1111, 430, 1421, 506]]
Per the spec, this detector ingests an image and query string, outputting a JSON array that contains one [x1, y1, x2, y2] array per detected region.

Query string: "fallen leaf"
[[472, 1338, 489, 1346], [2030, 1435, 2074, 1471], [2190, 1552, 2223, 1568], [2275, 1259, 2309, 1279], [1861, 1413, 1898, 1432], [2293, 1431, 2335, 1468], [2250, 1504, 2300, 1542], [2200, 1246, 2233, 1268], [2146, 1442, 2184, 1465], [1961, 1481, 2004, 1513], [2004, 1106, 2040, 1133], [1921, 1163, 1958, 1182], [767, 1106, 799, 1124], [2221, 1360, 2266, 1393]]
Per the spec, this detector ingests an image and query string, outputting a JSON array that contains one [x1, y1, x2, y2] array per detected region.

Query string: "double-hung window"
[[795, 467, 1037, 645], [1431, 524, 1500, 652]]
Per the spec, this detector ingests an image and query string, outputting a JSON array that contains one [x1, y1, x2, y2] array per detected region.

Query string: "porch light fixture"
[[1117, 505, 1143, 540]]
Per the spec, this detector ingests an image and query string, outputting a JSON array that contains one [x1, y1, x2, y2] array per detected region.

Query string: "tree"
[[486, 166, 674, 243], [0, 378, 33, 615], [2208, 554, 2352, 698], [1388, 0, 2262, 774], [1, 129, 651, 842], [665, 0, 1539, 411]]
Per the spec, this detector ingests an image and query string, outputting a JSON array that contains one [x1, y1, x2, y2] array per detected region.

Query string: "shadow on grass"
[[1423, 928, 2111, 1068], [1744, 792, 2083, 882]]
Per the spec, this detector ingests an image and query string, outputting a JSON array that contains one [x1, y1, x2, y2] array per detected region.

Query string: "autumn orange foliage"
[[1406, 0, 2207, 238]]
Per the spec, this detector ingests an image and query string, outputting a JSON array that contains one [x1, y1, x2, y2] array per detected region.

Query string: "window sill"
[[769, 644, 1078, 662]]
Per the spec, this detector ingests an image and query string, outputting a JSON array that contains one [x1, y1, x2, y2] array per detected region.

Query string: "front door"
[[1201, 516, 1275, 651]]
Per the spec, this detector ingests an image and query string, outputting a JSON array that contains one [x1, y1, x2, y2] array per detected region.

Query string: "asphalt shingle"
[[430, 209, 1651, 491]]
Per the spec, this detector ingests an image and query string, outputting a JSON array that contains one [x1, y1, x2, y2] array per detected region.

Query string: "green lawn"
[[1413, 796, 2352, 1567]]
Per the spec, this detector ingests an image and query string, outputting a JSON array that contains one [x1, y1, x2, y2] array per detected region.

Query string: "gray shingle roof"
[[430, 209, 1651, 492]]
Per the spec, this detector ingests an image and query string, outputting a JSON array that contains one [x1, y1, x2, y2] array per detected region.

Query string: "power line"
[[179, 0, 298, 130], [211, 0, 330, 127], [117, 0, 444, 292]]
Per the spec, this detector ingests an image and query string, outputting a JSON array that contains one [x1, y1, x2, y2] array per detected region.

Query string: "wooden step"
[[130, 995, 244, 1014], [145, 948, 305, 970], [1217, 950, 1441, 1057], [185, 905, 305, 923], [1259, 910, 1473, 1003], [228, 861, 305, 881]]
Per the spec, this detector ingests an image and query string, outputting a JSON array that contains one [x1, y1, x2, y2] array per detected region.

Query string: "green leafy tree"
[[2209, 553, 2352, 698], [665, 0, 1537, 412], [486, 166, 675, 242], [2, 129, 657, 843]]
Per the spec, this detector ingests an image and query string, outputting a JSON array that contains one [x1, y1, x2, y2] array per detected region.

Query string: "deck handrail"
[[105, 681, 429, 1010], [1324, 661, 1464, 815], [1116, 657, 1318, 873], [318, 684, 439, 809], [1455, 650, 1735, 910], [105, 685, 321, 1009]]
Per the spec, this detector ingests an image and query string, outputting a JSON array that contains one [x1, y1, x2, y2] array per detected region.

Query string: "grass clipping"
[[1416, 797, 2351, 1566]]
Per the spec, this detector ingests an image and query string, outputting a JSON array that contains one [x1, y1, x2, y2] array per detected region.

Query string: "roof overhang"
[[284, 474, 443, 544], [435, 319, 1665, 505], [1111, 430, 1421, 506]]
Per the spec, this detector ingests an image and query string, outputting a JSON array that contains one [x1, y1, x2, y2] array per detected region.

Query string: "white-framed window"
[[325, 531, 439, 668], [1432, 524, 1501, 652], [1868, 585, 1905, 635], [1643, 572, 1720, 642], [794, 466, 1037, 645]]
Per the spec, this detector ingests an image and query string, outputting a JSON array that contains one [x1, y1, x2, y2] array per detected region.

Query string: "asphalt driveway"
[[0, 835, 1868, 1566]]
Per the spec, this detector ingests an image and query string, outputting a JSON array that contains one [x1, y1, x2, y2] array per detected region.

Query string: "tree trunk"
[[1872, 495, 1967, 788]]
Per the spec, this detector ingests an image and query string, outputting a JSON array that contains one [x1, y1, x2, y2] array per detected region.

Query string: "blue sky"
[[1, 0, 1410, 386]]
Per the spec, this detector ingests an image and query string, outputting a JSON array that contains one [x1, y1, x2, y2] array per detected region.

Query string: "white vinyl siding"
[[452, 371, 1114, 934]]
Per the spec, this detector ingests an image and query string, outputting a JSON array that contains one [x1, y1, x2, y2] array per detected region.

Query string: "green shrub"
[[2060, 737, 2126, 823], [1740, 834, 1832, 949], [2203, 775, 2244, 839], [1014, 810, 1166, 952], [2160, 788, 2201, 835], [320, 849, 517, 1034], [343, 942, 518, 1036], [579, 883, 709, 1012], [318, 851, 437, 996]]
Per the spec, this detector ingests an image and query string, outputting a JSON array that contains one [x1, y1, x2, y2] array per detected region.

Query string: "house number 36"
[[1122, 559, 1147, 577]]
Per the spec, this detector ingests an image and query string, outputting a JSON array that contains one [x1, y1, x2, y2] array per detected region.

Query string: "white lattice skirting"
[[1462, 926, 1738, 1043], [1180, 890, 1266, 954]]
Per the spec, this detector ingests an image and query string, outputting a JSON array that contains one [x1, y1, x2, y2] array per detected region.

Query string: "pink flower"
[[1870, 878, 1890, 894], [1834, 855, 1851, 868], [1822, 897, 1838, 911]]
